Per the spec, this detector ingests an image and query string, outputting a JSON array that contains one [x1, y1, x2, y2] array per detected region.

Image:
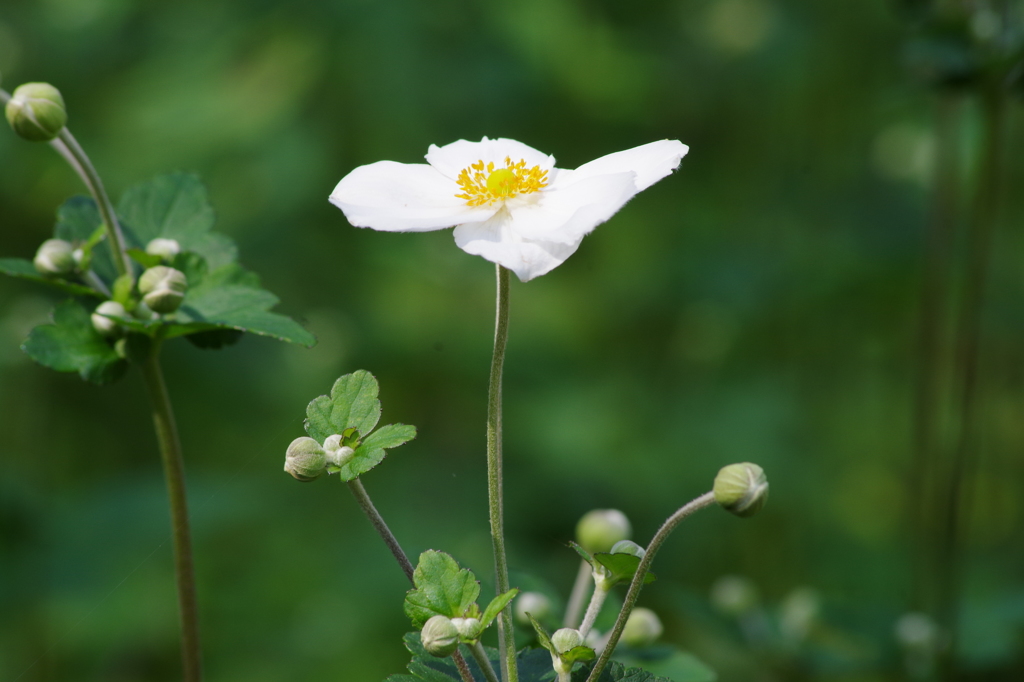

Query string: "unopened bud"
[[145, 238, 181, 261], [576, 509, 631, 553], [609, 540, 645, 559], [710, 575, 758, 616], [323, 434, 356, 469], [284, 437, 327, 482], [33, 238, 76, 275], [514, 592, 551, 625], [622, 607, 663, 648], [421, 615, 460, 658], [451, 617, 482, 642], [551, 628, 585, 654], [91, 301, 126, 337], [714, 462, 769, 517], [138, 265, 187, 314], [6, 82, 67, 142]]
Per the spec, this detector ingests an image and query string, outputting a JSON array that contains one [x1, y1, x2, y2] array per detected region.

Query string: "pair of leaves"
[[404, 550, 518, 632], [570, 543, 656, 587], [301, 370, 416, 481]]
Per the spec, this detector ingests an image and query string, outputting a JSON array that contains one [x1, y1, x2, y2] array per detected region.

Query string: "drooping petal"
[[329, 160, 496, 232], [453, 208, 582, 282], [504, 171, 638, 244], [556, 140, 689, 191], [426, 137, 556, 181]]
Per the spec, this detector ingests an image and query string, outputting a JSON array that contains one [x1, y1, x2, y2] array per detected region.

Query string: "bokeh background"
[[1, 0, 1023, 680]]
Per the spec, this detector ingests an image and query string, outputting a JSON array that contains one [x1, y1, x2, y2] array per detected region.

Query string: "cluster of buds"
[[283, 435, 356, 482]]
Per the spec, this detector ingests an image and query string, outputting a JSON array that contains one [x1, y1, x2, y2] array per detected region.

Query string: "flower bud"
[[284, 437, 327, 482], [5, 82, 67, 141], [514, 592, 551, 626], [576, 509, 631, 553], [91, 301, 126, 338], [33, 238, 76, 275], [551, 627, 585, 654], [421, 615, 460, 658], [451, 617, 482, 642], [138, 265, 187, 314], [609, 539, 646, 559], [710, 575, 758, 616], [713, 462, 768, 517], [145, 238, 181, 261], [621, 607, 663, 648], [323, 434, 356, 469]]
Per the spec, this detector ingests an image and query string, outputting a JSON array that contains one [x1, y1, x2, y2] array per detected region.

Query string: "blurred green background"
[[1, 0, 1023, 680]]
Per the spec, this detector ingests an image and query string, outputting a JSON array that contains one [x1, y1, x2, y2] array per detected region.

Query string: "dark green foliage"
[[404, 550, 481, 628], [21, 299, 127, 384]]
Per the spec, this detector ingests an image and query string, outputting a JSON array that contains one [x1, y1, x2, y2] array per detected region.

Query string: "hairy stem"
[[564, 560, 592, 628], [470, 641, 501, 682], [347, 478, 476, 682], [585, 492, 716, 682], [487, 265, 517, 682], [140, 338, 202, 682], [578, 582, 608, 638]]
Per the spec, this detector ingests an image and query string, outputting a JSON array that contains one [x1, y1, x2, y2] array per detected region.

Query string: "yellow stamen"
[[455, 156, 549, 206]]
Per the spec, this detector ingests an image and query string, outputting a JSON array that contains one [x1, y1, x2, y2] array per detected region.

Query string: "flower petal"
[[504, 171, 638, 244], [426, 137, 556, 180], [557, 139, 688, 191], [329, 161, 495, 232], [453, 208, 582, 282]]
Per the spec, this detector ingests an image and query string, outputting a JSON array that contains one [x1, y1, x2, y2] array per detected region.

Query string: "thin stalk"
[[937, 84, 1006, 679], [347, 478, 476, 682], [470, 641, 501, 682], [564, 560, 592, 628], [487, 265, 517, 682], [140, 337, 202, 682], [55, 128, 133, 278], [83, 270, 112, 298], [585, 492, 716, 682], [578, 583, 608, 638]]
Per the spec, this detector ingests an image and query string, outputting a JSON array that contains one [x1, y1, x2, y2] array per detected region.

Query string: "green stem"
[[578, 582, 608, 638], [140, 337, 202, 682], [55, 128, 133, 278], [470, 641, 501, 682], [564, 559, 592, 628], [487, 265, 517, 682], [347, 478, 476, 682], [586, 492, 716, 682]]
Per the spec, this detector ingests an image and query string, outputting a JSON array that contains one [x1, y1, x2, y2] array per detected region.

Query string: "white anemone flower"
[[329, 137, 689, 282]]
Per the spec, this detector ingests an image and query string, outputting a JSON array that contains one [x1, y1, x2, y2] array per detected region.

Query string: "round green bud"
[[6, 82, 67, 142], [323, 434, 356, 469], [451, 617, 483, 642], [139, 265, 187, 314], [622, 607, 663, 648], [709, 575, 759, 616], [91, 300, 126, 338], [145, 238, 181, 261], [576, 509, 632, 553], [609, 539, 646, 559], [421, 615, 460, 658], [514, 592, 552, 626], [713, 462, 769, 517], [551, 627, 585, 654], [284, 436, 327, 482], [33, 238, 76, 275]]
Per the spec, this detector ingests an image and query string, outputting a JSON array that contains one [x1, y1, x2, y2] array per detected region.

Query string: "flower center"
[[455, 157, 549, 207]]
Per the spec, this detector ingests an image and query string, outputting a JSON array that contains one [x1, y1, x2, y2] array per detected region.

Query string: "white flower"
[[329, 137, 689, 282]]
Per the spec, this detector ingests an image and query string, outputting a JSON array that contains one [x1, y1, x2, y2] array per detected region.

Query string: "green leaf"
[[562, 645, 596, 666], [0, 258, 104, 298], [527, 612, 555, 654], [22, 300, 127, 384], [304, 370, 384, 443], [404, 550, 481, 628], [569, 541, 596, 568], [54, 196, 119, 283], [615, 649, 716, 682], [337, 422, 417, 482], [111, 274, 134, 306], [127, 248, 162, 269], [594, 553, 656, 586], [393, 632, 556, 682], [481, 588, 519, 628], [117, 173, 237, 268]]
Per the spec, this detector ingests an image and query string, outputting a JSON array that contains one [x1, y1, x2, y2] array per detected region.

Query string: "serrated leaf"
[[117, 173, 237, 268], [594, 553, 656, 586], [337, 423, 417, 481], [404, 551, 481, 628], [329, 370, 382, 437], [0, 258, 104, 298], [481, 588, 519, 628], [22, 300, 127, 384], [406, 661, 460, 682]]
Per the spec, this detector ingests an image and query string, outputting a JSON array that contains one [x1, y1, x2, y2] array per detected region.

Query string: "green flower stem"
[[83, 270, 112, 298], [557, 671, 571, 682], [140, 336, 202, 682], [585, 492, 716, 682], [564, 560, 592, 628], [487, 264, 517, 682], [54, 128, 133, 279], [578, 582, 608, 638], [346, 478, 476, 682], [470, 641, 501, 682]]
